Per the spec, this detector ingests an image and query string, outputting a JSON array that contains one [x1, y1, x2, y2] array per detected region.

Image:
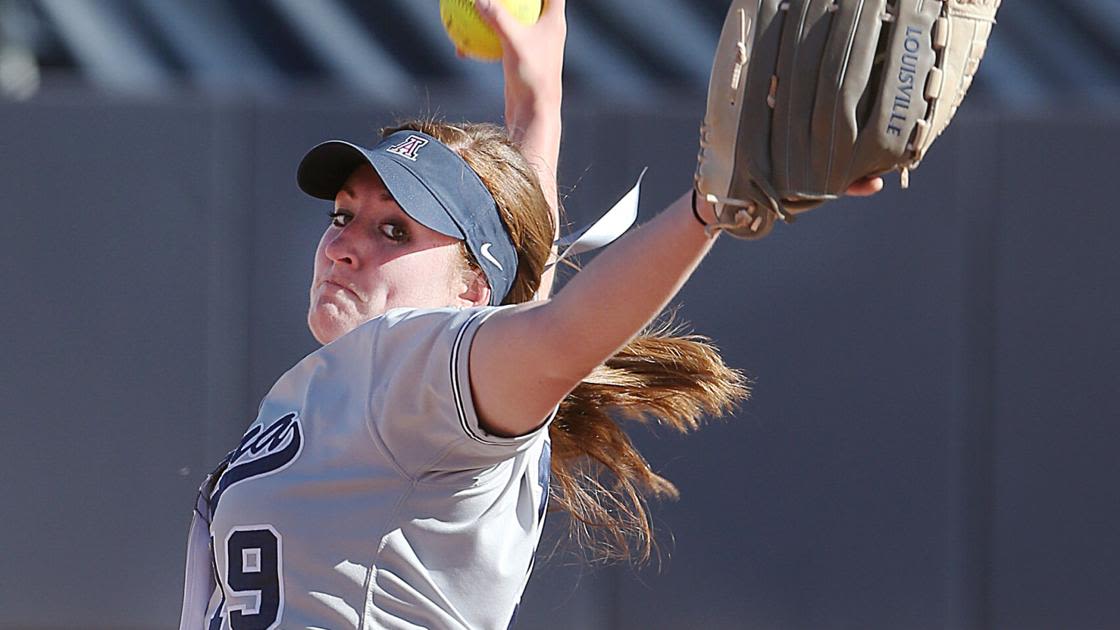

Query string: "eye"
[[379, 222, 409, 242], [328, 211, 351, 228]]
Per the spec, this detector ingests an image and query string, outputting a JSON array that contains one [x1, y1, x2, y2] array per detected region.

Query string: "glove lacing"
[[696, 124, 794, 238]]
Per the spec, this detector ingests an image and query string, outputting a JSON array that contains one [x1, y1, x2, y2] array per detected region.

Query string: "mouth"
[[321, 278, 361, 301]]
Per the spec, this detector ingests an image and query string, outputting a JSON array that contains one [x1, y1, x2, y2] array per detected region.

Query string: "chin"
[[308, 309, 352, 346]]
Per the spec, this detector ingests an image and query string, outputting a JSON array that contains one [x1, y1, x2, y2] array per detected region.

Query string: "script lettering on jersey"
[[209, 412, 304, 516], [887, 26, 924, 137]]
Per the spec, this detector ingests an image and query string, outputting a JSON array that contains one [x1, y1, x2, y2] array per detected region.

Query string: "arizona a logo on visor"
[[386, 135, 429, 161]]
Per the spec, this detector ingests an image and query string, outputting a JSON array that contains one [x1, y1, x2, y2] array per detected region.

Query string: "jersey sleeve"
[[364, 306, 553, 478]]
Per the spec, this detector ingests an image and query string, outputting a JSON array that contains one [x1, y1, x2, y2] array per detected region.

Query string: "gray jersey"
[[183, 306, 552, 630]]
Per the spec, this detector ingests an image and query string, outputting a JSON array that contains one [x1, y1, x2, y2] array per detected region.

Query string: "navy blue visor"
[[297, 130, 518, 306]]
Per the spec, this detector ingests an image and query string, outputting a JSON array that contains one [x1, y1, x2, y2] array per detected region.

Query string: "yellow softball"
[[440, 0, 543, 62]]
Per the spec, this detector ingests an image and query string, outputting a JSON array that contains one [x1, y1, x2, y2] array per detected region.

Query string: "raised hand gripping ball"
[[440, 0, 543, 61]]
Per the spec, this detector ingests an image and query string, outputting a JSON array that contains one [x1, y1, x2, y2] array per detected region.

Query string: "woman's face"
[[308, 164, 487, 345]]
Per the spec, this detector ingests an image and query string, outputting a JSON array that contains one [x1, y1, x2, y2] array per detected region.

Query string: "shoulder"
[[323, 306, 506, 350], [379, 305, 499, 328], [367, 305, 508, 343], [325, 306, 515, 379]]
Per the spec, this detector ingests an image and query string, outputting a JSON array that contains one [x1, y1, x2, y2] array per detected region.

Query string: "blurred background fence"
[[1, 2, 1118, 629]]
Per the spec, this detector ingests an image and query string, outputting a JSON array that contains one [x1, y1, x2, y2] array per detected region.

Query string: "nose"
[[323, 227, 358, 268]]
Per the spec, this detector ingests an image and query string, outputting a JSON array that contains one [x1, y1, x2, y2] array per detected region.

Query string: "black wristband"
[[691, 190, 709, 227]]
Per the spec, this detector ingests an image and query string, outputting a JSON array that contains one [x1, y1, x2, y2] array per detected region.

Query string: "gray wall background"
[[1, 89, 1118, 630]]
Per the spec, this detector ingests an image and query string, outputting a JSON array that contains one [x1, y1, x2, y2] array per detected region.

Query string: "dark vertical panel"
[[989, 117, 1120, 630], [946, 114, 1003, 630], [609, 109, 966, 630], [0, 96, 219, 626], [203, 100, 256, 462]]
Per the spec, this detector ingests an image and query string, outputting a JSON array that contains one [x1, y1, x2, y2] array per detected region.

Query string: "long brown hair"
[[383, 119, 749, 563]]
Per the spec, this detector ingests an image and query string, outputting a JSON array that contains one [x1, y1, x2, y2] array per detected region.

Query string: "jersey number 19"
[[218, 525, 283, 630]]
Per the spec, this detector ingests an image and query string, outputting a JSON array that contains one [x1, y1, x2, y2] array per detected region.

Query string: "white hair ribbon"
[[548, 168, 646, 268]]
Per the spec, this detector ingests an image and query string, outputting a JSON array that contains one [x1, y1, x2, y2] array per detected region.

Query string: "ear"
[[458, 268, 492, 307]]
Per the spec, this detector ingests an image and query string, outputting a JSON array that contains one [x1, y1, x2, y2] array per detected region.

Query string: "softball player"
[[179, 1, 880, 628]]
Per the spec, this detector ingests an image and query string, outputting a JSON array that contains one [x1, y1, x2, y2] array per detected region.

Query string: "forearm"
[[507, 93, 561, 211], [507, 93, 562, 297], [538, 190, 716, 378]]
